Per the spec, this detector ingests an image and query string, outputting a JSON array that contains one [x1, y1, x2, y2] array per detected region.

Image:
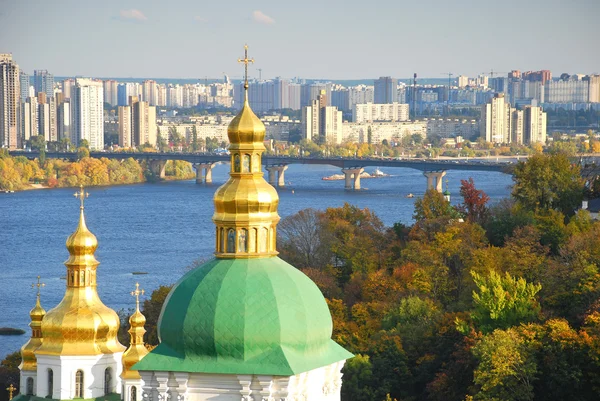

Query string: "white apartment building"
[[348, 85, 374, 111], [71, 78, 104, 150], [20, 96, 38, 142], [301, 98, 343, 144], [481, 93, 511, 144], [103, 80, 119, 106], [353, 102, 409, 123], [118, 106, 132, 148], [545, 78, 589, 103], [424, 118, 479, 139], [523, 106, 547, 144], [342, 121, 426, 144]]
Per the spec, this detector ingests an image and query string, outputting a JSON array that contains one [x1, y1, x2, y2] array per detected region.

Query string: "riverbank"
[[0, 152, 195, 192]]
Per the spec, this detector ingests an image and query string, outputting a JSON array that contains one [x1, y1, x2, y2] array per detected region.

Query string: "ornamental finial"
[[74, 185, 89, 210], [6, 384, 16, 400], [31, 275, 45, 298], [131, 282, 145, 310], [237, 44, 254, 89]]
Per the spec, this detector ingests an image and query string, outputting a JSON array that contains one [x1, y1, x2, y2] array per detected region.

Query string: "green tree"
[[191, 126, 199, 152], [413, 189, 460, 221], [512, 153, 583, 215], [77, 146, 90, 160], [78, 138, 90, 149], [29, 135, 46, 152], [0, 351, 20, 401], [142, 285, 173, 345], [367, 126, 373, 145], [472, 328, 537, 401], [471, 270, 541, 333], [341, 354, 376, 401]]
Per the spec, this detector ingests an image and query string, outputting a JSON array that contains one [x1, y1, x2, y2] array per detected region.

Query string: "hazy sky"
[[1, 0, 598, 80]]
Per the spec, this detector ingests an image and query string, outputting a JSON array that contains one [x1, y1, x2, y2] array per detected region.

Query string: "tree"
[[277, 208, 331, 268], [142, 285, 173, 345], [77, 146, 90, 160], [78, 138, 90, 149], [341, 354, 376, 401], [367, 126, 373, 145], [0, 351, 20, 401], [472, 328, 537, 401], [29, 135, 46, 152], [471, 270, 541, 334], [458, 178, 490, 224], [191, 126, 199, 152], [512, 153, 583, 215], [413, 189, 459, 221]]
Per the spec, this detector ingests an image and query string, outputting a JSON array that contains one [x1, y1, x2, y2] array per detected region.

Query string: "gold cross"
[[237, 44, 254, 89], [74, 185, 89, 209], [131, 282, 145, 309], [32, 275, 45, 297], [6, 384, 16, 400]]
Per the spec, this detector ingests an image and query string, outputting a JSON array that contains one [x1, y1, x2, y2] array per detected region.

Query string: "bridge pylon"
[[194, 162, 218, 184], [342, 167, 364, 190], [423, 170, 447, 192], [265, 165, 288, 187]]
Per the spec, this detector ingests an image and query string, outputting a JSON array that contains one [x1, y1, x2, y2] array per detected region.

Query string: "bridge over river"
[[9, 151, 511, 191]]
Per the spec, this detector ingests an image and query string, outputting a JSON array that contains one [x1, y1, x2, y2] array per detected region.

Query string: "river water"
[[0, 164, 513, 355]]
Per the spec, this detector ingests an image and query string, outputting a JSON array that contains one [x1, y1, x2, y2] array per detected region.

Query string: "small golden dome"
[[65, 208, 98, 260], [20, 295, 45, 372], [30, 296, 46, 320], [227, 92, 266, 145], [121, 285, 149, 380], [129, 309, 146, 327]]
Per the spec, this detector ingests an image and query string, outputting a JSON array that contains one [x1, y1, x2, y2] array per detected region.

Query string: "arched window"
[[227, 229, 235, 253], [104, 368, 112, 395], [238, 229, 248, 253], [242, 154, 251, 172], [26, 377, 34, 395], [220, 228, 225, 253], [130, 386, 137, 401], [75, 370, 84, 398], [48, 369, 53, 397]]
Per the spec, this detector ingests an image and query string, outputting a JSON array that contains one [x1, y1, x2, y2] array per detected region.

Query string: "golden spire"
[[213, 45, 280, 258], [19, 276, 46, 372], [36, 188, 125, 356], [121, 283, 149, 380]]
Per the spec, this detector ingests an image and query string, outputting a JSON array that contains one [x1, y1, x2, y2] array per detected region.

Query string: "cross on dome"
[[74, 185, 89, 209], [131, 282, 145, 309], [237, 44, 254, 89], [31, 275, 45, 298]]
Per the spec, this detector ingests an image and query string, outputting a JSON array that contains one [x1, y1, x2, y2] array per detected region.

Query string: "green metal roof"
[[134, 257, 352, 375]]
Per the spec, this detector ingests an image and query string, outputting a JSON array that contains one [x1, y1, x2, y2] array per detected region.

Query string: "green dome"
[[134, 257, 352, 375]]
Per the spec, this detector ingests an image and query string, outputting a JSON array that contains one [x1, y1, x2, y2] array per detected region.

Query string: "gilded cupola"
[[36, 187, 125, 356], [213, 45, 280, 258], [121, 283, 149, 380], [19, 277, 46, 371]]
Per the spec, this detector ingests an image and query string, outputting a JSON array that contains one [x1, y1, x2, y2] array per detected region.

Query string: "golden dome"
[[212, 45, 280, 258], [121, 284, 149, 380], [19, 295, 45, 371], [227, 92, 265, 145], [36, 197, 125, 356]]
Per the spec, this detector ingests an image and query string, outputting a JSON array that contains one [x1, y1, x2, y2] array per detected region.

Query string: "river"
[[0, 164, 513, 355]]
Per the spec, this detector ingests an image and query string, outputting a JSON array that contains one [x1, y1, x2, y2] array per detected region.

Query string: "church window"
[[220, 228, 225, 253], [48, 369, 53, 397], [233, 154, 241, 172], [227, 229, 235, 252], [258, 227, 268, 252], [75, 370, 84, 398], [26, 377, 33, 395], [104, 368, 112, 394], [238, 229, 248, 252], [130, 386, 137, 401], [252, 154, 260, 172], [242, 154, 251, 172]]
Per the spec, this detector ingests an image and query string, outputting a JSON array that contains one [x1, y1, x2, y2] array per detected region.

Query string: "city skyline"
[[1, 0, 599, 80]]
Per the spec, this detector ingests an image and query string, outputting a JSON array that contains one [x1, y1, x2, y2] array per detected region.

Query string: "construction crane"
[[441, 72, 453, 104], [484, 69, 508, 79], [412, 73, 417, 120]]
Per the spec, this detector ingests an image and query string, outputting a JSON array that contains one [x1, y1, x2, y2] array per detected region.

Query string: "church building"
[[15, 46, 352, 401]]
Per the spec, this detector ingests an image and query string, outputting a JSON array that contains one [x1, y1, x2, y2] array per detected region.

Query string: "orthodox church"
[[14, 46, 352, 401]]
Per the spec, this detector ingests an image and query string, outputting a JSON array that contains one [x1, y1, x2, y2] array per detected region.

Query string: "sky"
[[0, 0, 598, 80]]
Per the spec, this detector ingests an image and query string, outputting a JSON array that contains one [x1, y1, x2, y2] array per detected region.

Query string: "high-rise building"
[[353, 103, 410, 123], [20, 96, 38, 143], [481, 93, 511, 144], [374, 76, 397, 104], [56, 99, 70, 142], [142, 80, 157, 106], [103, 80, 119, 107], [587, 75, 600, 103], [118, 97, 156, 147], [302, 91, 343, 144], [457, 75, 470, 88], [33, 70, 54, 99], [71, 78, 104, 150], [62, 78, 75, 100], [20, 71, 30, 102], [37, 95, 57, 142], [523, 106, 547, 144], [0, 53, 20, 149], [544, 76, 589, 103]]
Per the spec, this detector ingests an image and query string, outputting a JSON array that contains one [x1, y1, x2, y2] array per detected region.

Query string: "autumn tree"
[[512, 153, 583, 215], [277, 208, 332, 268], [142, 285, 173, 345], [458, 178, 490, 224], [413, 189, 460, 222]]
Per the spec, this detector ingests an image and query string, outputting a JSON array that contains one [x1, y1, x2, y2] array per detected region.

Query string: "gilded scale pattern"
[[36, 187, 125, 356], [213, 45, 280, 258]]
